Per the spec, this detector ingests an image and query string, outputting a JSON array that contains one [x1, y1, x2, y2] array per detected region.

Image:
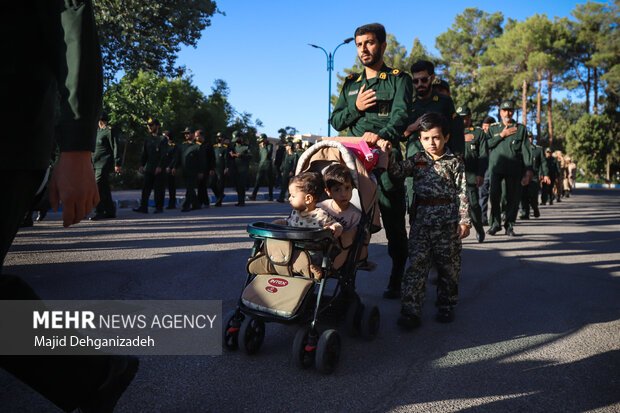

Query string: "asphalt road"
[[1, 189, 619, 412]]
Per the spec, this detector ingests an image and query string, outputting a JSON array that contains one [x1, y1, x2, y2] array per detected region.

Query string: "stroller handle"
[[247, 222, 334, 241]]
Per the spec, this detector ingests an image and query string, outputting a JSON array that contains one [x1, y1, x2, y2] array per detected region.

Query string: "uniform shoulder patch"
[[391, 69, 401, 76], [433, 95, 439, 101], [452, 113, 457, 118], [346, 74, 354, 80], [379, 72, 387, 79]]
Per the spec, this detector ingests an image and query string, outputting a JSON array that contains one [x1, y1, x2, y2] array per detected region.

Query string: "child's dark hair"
[[323, 164, 354, 190], [290, 172, 324, 200], [418, 112, 449, 136]]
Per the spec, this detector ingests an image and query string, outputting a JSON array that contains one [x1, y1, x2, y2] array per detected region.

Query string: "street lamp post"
[[309, 37, 354, 137]]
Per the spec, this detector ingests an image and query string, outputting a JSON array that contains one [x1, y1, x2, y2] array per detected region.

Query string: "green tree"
[[94, 0, 221, 82], [278, 127, 298, 142], [436, 7, 504, 124], [566, 114, 618, 181]]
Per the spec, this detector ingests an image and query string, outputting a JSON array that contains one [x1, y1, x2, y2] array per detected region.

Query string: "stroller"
[[223, 139, 382, 374]]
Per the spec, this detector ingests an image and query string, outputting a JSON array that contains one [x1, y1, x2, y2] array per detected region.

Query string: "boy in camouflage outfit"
[[378, 112, 471, 329]]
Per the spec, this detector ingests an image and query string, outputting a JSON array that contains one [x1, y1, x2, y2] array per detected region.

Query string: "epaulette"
[[390, 68, 402, 76], [491, 122, 500, 126], [196, 141, 202, 146], [168, 142, 175, 146], [433, 95, 439, 101], [379, 72, 387, 79], [107, 126, 112, 130]]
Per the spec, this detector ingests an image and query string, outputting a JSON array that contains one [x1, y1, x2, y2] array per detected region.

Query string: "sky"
[[176, 0, 584, 138]]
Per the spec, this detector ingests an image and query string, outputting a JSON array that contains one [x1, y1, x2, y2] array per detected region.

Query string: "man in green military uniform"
[[542, 148, 559, 205], [195, 129, 214, 208], [212, 132, 230, 206], [1, 1, 138, 410], [250, 133, 274, 201], [294, 141, 304, 161], [173, 126, 205, 212], [485, 100, 534, 236], [520, 132, 550, 219], [230, 131, 251, 206], [276, 142, 298, 202], [162, 130, 178, 209], [133, 118, 166, 213], [456, 105, 487, 242], [90, 110, 122, 220], [403, 61, 465, 211], [432, 78, 451, 96], [331, 23, 412, 299]]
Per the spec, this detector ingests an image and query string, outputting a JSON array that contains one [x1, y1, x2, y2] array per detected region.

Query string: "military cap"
[[527, 130, 533, 137], [231, 136, 239, 143], [216, 132, 223, 137], [257, 133, 268, 142], [455, 105, 471, 116], [232, 131, 239, 138], [433, 78, 450, 93], [545, 148, 552, 153], [286, 141, 294, 147], [99, 110, 109, 122], [182, 126, 193, 134], [147, 118, 160, 126], [500, 100, 515, 110]]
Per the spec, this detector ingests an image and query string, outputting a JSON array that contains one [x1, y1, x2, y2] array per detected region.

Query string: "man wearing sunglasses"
[[332, 23, 413, 300], [402, 60, 465, 212]]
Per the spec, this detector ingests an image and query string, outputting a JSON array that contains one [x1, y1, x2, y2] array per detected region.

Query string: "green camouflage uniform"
[[92, 123, 121, 216], [387, 150, 471, 317], [405, 90, 465, 211], [331, 64, 413, 292]]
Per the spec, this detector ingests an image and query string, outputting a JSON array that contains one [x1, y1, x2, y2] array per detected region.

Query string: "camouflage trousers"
[[402, 222, 461, 317]]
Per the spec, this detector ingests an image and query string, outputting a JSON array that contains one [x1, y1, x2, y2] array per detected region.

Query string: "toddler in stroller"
[[222, 139, 381, 374]]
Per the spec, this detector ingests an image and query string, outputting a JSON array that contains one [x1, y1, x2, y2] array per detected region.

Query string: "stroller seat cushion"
[[265, 239, 293, 266], [241, 274, 314, 318]]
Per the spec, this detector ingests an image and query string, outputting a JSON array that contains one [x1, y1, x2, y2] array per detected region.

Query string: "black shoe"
[[248, 196, 256, 201], [268, 197, 274, 201], [89, 213, 107, 221], [276, 199, 285, 203], [382, 287, 401, 299], [397, 313, 421, 330], [20, 218, 34, 228], [235, 202, 245, 207], [476, 231, 485, 243], [481, 220, 489, 227], [357, 260, 377, 272], [181, 207, 192, 212], [132, 207, 148, 213], [436, 308, 454, 323], [505, 228, 516, 237], [549, 200, 553, 205], [533, 210, 540, 218], [557, 198, 561, 202], [214, 202, 222, 207], [78, 355, 139, 413], [486, 226, 501, 235], [166, 205, 176, 210], [541, 202, 546, 206], [153, 208, 163, 214], [519, 215, 529, 220]]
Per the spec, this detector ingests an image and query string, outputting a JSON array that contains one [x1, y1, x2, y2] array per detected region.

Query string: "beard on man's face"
[[360, 48, 381, 67]]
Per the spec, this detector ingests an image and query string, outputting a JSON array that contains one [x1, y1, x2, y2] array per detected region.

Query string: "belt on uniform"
[[415, 198, 451, 206]]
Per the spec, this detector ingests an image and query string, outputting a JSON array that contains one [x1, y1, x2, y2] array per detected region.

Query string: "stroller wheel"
[[239, 317, 266, 355], [292, 326, 315, 369], [360, 305, 380, 341], [315, 329, 341, 374], [222, 310, 242, 351], [345, 297, 362, 337]]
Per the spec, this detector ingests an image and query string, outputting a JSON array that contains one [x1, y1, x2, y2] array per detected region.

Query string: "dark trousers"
[[183, 174, 200, 209], [140, 171, 164, 209], [252, 165, 273, 199], [166, 171, 176, 207], [541, 182, 554, 205], [490, 172, 521, 230], [0, 171, 109, 412], [520, 181, 540, 217], [278, 171, 293, 201], [197, 175, 210, 206], [235, 170, 248, 205], [478, 169, 490, 223], [94, 166, 115, 216], [466, 184, 484, 235], [211, 171, 225, 204]]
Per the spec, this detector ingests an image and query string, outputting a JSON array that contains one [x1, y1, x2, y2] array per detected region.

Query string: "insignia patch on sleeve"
[[379, 73, 387, 79]]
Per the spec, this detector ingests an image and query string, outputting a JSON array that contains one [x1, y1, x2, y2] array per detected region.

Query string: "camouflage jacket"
[[388, 150, 471, 227]]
